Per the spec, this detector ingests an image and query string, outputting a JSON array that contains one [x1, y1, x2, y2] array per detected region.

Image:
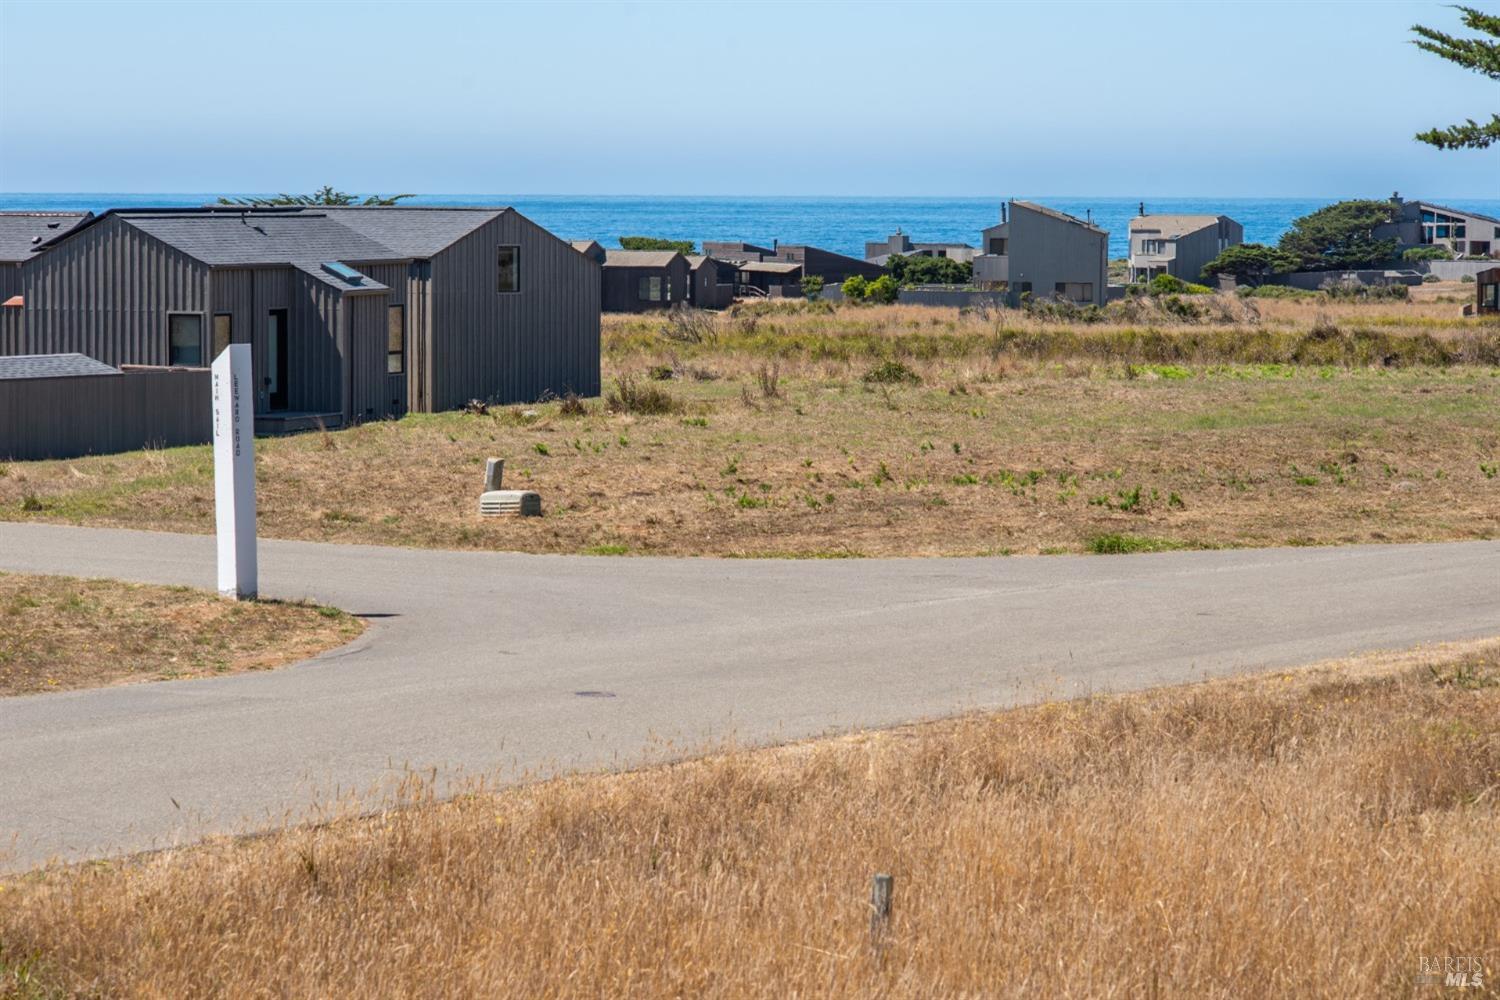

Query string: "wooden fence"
[[0, 367, 210, 461]]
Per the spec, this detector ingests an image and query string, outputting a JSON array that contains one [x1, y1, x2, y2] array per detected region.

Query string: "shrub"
[[557, 392, 589, 416], [800, 276, 825, 301], [863, 274, 900, 304], [1402, 245, 1454, 262], [1422, 273, 1440, 283], [1147, 274, 1212, 296], [619, 236, 695, 254], [863, 359, 921, 385], [889, 254, 973, 286], [606, 375, 681, 415], [660, 305, 717, 345], [1461, 274, 1476, 283], [841, 275, 868, 300]]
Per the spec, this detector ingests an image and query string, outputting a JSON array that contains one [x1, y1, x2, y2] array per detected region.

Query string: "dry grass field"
[[1, 295, 1498, 557], [0, 572, 362, 696], [2, 639, 1495, 998]]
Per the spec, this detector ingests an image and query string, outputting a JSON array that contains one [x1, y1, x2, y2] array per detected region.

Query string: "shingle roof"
[[603, 250, 682, 268], [1128, 214, 1223, 238], [121, 212, 404, 267], [0, 353, 119, 380], [320, 207, 507, 258], [0, 212, 91, 263]]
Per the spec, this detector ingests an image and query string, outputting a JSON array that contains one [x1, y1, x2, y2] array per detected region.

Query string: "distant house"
[[864, 231, 975, 265], [1, 212, 92, 354], [5, 205, 599, 425], [1376, 194, 1500, 258], [701, 241, 777, 264], [685, 255, 735, 309], [772, 245, 883, 285], [702, 239, 884, 285], [735, 260, 803, 296], [973, 200, 1108, 306], [1127, 211, 1243, 283], [601, 249, 691, 312], [570, 239, 606, 264]]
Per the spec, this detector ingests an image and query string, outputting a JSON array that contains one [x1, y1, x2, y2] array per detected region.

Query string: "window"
[[638, 276, 662, 301], [212, 313, 231, 359], [1140, 239, 1167, 255], [497, 245, 520, 293], [168, 313, 203, 366], [988, 237, 1008, 255], [387, 305, 405, 374], [1017, 281, 1032, 294]]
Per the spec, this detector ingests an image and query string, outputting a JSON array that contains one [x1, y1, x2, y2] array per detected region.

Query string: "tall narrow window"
[[639, 276, 662, 301], [168, 314, 203, 366], [497, 245, 520, 293], [387, 305, 405, 374], [212, 313, 232, 359]]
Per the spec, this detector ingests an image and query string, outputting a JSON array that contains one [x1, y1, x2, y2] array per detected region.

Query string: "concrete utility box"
[[478, 457, 542, 516]]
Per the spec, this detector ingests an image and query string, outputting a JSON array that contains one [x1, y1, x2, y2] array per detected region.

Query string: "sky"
[[0, 0, 1496, 198]]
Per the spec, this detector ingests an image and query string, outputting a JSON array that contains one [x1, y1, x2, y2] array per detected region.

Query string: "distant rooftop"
[[1128, 214, 1224, 238], [603, 249, 682, 267], [1013, 200, 1107, 236], [0, 353, 119, 380], [0, 212, 92, 263]]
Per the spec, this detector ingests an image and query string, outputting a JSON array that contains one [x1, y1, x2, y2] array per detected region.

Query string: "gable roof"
[[0, 212, 92, 263], [1013, 201, 1107, 236], [1128, 214, 1223, 238], [119, 212, 405, 267], [603, 249, 683, 268], [0, 353, 119, 380], [320, 206, 508, 258], [737, 260, 802, 274]]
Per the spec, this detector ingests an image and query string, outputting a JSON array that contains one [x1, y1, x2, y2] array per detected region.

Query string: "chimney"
[[1001, 202, 1008, 224]]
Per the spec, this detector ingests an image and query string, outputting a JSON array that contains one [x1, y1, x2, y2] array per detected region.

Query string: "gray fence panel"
[[0, 368, 211, 461]]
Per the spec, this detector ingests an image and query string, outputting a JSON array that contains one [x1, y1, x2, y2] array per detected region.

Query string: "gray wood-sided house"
[[600, 249, 691, 312], [6, 206, 599, 427], [1, 212, 93, 355]]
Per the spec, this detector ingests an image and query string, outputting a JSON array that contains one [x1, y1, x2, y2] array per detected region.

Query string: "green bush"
[[800, 275, 825, 301], [862, 359, 921, 385], [1242, 284, 1315, 300], [863, 274, 900, 304], [889, 254, 973, 286], [1462, 274, 1476, 283], [619, 236, 695, 254], [1422, 273, 1441, 283], [606, 374, 681, 415], [841, 275, 868, 300], [1403, 245, 1454, 262], [1147, 274, 1212, 296]]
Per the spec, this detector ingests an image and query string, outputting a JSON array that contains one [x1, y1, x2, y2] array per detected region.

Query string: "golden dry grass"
[[0, 572, 363, 696], [3, 640, 1496, 998], [2, 298, 1498, 557]]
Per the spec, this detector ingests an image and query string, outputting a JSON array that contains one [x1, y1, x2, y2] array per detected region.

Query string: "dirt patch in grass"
[[2, 301, 1498, 558], [0, 573, 363, 696], [3, 639, 1496, 997]]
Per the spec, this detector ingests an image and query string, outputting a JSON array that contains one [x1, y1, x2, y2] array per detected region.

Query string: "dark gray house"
[[685, 254, 735, 309], [600, 249, 691, 312], [772, 245, 883, 285], [701, 241, 777, 264], [6, 205, 599, 426], [1375, 194, 1500, 258], [736, 260, 803, 296], [1, 212, 92, 355]]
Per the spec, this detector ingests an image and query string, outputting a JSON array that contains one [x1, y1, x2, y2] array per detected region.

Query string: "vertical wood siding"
[[427, 210, 599, 410], [0, 369, 210, 461], [18, 217, 210, 366]]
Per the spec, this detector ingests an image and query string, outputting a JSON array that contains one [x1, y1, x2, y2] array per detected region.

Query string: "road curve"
[[1, 522, 1497, 871]]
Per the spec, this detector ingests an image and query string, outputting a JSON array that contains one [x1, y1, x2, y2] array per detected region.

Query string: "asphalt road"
[[2, 522, 1497, 872]]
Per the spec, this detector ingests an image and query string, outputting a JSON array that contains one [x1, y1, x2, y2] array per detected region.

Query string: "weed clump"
[[607, 375, 681, 415], [863, 359, 922, 385]]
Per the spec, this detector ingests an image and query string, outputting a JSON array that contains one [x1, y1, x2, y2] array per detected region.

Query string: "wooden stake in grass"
[[870, 873, 894, 945]]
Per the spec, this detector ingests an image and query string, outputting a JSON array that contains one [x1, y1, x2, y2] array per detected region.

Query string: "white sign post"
[[212, 343, 257, 600]]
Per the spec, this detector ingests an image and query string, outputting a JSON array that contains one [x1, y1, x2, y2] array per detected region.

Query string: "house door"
[[265, 309, 289, 410]]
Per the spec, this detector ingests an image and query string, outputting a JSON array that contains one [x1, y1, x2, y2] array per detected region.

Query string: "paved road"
[[1, 523, 1497, 871]]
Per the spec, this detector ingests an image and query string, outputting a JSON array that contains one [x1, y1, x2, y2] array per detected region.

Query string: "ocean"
[[5, 193, 1500, 261]]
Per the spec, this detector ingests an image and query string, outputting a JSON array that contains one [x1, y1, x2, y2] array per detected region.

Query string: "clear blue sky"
[[1, 0, 1495, 197]]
